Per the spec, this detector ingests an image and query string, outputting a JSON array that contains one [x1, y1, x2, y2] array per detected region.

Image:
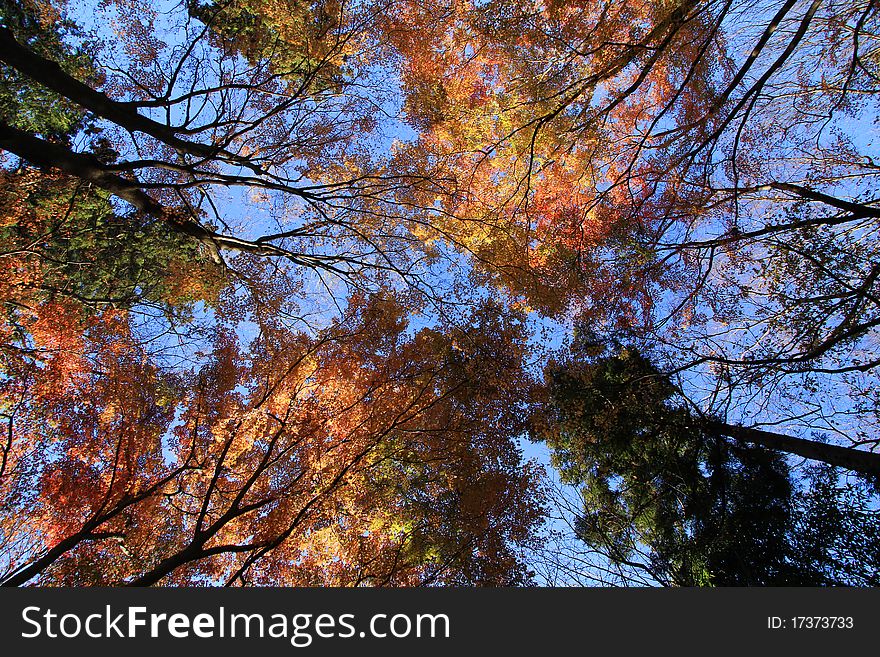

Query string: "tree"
[[0, 0, 553, 587], [529, 342, 880, 585], [0, 1, 226, 320], [5, 0, 880, 588], [382, 0, 880, 451], [0, 0, 472, 287], [791, 464, 880, 587], [0, 291, 544, 586]]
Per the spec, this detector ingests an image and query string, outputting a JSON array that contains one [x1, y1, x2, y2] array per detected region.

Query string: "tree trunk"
[[704, 419, 880, 478], [0, 121, 274, 263], [0, 26, 216, 161]]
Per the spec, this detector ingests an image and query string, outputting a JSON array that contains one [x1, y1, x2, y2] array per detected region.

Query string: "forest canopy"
[[1, 0, 878, 586]]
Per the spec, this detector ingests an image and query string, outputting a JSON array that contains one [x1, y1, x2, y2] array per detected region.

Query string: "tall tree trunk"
[[0, 121, 297, 262], [0, 120, 164, 214], [0, 26, 216, 160], [704, 419, 880, 477]]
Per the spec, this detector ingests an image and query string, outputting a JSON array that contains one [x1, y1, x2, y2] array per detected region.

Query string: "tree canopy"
[[530, 342, 880, 585], [1, 0, 879, 586]]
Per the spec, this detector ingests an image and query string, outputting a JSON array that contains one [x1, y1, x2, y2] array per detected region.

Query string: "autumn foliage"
[[1, 0, 879, 585]]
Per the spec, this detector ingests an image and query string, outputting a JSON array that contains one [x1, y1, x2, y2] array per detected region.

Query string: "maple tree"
[[382, 0, 880, 429], [0, 0, 547, 586], [1, 291, 543, 586]]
